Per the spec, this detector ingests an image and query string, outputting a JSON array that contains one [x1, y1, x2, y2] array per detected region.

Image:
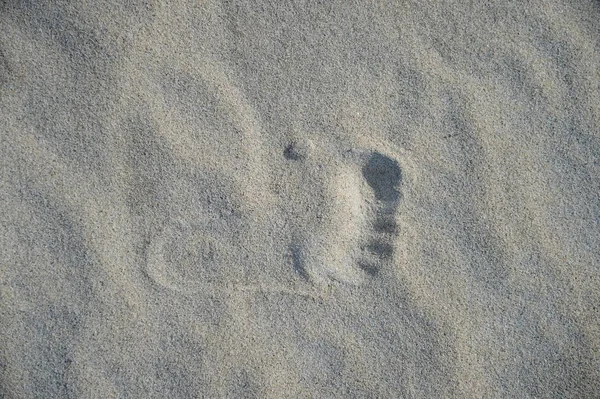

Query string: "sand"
[[1, 1, 599, 397]]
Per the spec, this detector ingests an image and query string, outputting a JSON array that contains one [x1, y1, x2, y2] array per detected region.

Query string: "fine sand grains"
[[1, 1, 599, 397]]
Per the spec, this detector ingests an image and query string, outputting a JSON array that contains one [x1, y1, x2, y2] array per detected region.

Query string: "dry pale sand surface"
[[1, 1, 600, 397]]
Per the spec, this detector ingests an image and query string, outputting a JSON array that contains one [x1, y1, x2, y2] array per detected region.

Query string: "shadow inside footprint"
[[357, 261, 380, 277], [365, 240, 394, 259], [361, 152, 402, 203], [373, 217, 399, 235]]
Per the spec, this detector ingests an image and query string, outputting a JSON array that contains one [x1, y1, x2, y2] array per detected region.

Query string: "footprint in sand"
[[289, 146, 403, 288], [139, 57, 404, 297], [144, 145, 403, 297]]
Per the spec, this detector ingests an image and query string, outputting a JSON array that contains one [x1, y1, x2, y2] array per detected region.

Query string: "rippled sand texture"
[[1, 1, 599, 397]]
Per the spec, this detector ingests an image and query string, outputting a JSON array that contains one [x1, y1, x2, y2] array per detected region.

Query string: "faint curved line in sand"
[[144, 222, 329, 300]]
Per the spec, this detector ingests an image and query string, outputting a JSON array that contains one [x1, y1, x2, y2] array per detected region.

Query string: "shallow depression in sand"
[[145, 221, 236, 294]]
